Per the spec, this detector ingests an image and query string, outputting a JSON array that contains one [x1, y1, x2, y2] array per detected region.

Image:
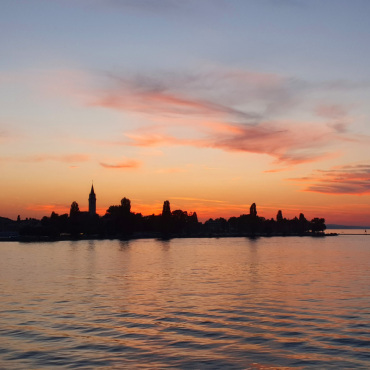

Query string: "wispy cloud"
[[289, 164, 370, 195], [0, 154, 90, 164], [89, 0, 221, 16], [263, 167, 290, 173], [83, 68, 367, 164], [90, 71, 262, 123], [315, 104, 348, 120], [315, 103, 353, 133], [23, 154, 90, 163], [156, 167, 188, 174], [99, 159, 140, 169], [122, 119, 344, 164], [197, 120, 334, 164]]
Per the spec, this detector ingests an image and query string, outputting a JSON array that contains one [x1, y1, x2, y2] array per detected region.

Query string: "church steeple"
[[89, 183, 96, 216]]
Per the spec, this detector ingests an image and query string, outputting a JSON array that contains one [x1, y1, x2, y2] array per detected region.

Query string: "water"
[[326, 228, 369, 235], [0, 236, 369, 369]]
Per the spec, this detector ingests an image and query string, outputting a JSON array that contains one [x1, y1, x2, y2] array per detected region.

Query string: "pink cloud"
[[92, 87, 256, 122], [87, 68, 295, 124], [204, 120, 332, 163], [122, 119, 343, 164], [314, 103, 354, 134], [315, 104, 348, 120], [289, 164, 370, 195], [83, 69, 367, 164]]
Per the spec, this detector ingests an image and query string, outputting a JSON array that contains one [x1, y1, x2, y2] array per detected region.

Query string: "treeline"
[[16, 198, 326, 240], [205, 205, 326, 236]]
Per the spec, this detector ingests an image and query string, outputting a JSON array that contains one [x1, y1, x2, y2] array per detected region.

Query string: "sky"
[[1, 0, 370, 225]]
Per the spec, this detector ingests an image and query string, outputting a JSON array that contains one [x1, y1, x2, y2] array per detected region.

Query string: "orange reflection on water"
[[0, 237, 369, 368]]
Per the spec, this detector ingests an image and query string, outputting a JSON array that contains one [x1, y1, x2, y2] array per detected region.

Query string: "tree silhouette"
[[190, 211, 198, 223], [171, 210, 188, 234], [13, 194, 328, 239], [105, 197, 134, 236], [121, 197, 131, 215], [250, 203, 257, 217], [69, 201, 80, 218], [298, 213, 308, 235], [161, 200, 172, 236], [162, 200, 171, 218], [310, 218, 326, 234]]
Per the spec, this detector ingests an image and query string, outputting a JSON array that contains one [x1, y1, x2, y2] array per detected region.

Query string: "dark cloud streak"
[[290, 164, 370, 195]]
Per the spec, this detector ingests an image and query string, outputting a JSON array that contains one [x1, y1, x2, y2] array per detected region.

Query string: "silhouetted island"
[[1, 185, 330, 242]]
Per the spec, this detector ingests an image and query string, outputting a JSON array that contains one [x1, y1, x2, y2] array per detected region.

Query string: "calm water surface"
[[0, 236, 369, 369]]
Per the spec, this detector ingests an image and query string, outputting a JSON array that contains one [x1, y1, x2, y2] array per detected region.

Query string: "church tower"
[[89, 184, 96, 216]]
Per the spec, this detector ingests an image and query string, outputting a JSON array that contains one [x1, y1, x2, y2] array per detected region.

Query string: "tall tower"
[[89, 184, 96, 216]]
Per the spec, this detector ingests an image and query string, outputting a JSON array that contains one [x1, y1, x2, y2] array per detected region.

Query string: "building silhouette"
[[89, 184, 96, 216]]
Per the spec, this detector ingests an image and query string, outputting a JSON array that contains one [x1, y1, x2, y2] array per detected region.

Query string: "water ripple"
[[0, 237, 370, 368]]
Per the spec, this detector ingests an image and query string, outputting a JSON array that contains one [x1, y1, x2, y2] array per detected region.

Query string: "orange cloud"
[[23, 154, 90, 163], [156, 167, 188, 174], [263, 168, 290, 173], [0, 154, 91, 165], [99, 159, 140, 169], [124, 132, 184, 147]]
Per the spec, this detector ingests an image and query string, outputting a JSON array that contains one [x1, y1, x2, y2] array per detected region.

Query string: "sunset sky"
[[1, 0, 370, 225]]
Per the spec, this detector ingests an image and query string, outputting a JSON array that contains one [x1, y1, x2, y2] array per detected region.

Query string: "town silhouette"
[[1, 185, 327, 241]]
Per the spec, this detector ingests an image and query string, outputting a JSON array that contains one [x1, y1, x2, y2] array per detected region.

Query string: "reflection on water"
[[0, 237, 369, 369]]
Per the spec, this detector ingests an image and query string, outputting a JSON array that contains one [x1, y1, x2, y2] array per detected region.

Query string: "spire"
[[89, 183, 96, 216]]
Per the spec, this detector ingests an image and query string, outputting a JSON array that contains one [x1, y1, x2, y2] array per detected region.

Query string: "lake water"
[[326, 229, 369, 235], [0, 236, 369, 369]]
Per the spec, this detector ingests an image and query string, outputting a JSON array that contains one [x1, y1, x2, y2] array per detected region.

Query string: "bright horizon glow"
[[1, 0, 370, 226]]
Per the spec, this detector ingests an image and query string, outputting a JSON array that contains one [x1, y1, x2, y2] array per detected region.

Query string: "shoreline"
[[0, 232, 341, 243]]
